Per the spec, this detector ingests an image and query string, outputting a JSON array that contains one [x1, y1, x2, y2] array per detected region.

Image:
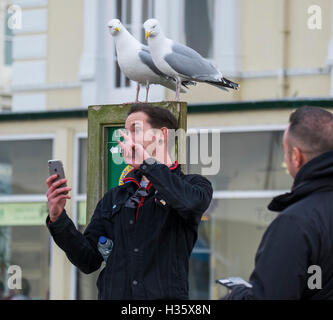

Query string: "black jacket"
[[227, 150, 333, 300], [46, 159, 213, 300]]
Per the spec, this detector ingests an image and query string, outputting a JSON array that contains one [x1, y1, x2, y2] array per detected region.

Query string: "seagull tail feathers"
[[182, 81, 197, 89], [206, 77, 240, 91]]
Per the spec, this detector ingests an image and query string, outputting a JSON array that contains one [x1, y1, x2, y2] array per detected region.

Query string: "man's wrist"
[[49, 216, 57, 223], [140, 157, 160, 170], [46, 209, 72, 235], [144, 157, 159, 165], [47, 214, 58, 224]]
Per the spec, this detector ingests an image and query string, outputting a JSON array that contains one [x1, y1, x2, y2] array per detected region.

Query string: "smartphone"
[[48, 160, 68, 194], [216, 277, 253, 289]]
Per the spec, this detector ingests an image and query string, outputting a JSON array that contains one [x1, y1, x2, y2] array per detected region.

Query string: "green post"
[[86, 102, 187, 223]]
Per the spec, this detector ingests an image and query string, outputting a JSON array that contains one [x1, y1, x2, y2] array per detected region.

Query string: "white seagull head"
[[108, 19, 122, 36], [143, 19, 161, 39]]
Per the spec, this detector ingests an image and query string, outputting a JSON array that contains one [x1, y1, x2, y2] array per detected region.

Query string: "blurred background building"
[[0, 0, 332, 299]]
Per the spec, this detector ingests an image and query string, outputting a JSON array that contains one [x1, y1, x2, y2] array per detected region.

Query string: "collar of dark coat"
[[268, 150, 333, 212], [120, 160, 180, 192]]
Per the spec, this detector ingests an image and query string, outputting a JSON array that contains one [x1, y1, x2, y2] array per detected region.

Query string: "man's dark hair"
[[288, 106, 333, 159], [128, 104, 179, 130]]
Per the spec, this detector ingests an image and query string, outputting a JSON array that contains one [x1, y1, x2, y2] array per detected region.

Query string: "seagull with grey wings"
[[108, 19, 192, 103], [144, 18, 240, 100]]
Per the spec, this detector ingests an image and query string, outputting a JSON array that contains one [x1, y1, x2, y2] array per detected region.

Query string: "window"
[[4, 9, 13, 66], [183, 0, 214, 58], [188, 218, 211, 299], [0, 225, 50, 299], [187, 128, 292, 299], [114, 0, 132, 88], [210, 198, 278, 298], [78, 138, 87, 195], [188, 130, 291, 191], [0, 137, 53, 299], [141, 0, 155, 43], [0, 139, 52, 195]]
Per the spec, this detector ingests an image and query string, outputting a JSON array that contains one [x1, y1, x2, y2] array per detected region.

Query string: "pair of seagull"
[[108, 18, 239, 102]]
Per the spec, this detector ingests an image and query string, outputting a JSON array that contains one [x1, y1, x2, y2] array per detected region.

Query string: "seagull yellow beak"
[[145, 31, 151, 39], [115, 27, 120, 32]]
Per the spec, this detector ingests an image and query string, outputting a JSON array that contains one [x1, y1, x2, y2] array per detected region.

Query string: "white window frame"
[[70, 131, 87, 300], [72, 131, 88, 223], [212, 0, 241, 76]]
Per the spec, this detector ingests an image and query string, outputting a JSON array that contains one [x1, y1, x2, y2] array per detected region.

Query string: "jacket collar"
[[122, 168, 143, 189], [166, 160, 181, 175], [268, 150, 333, 212]]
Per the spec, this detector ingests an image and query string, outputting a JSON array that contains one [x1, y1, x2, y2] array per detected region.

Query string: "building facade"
[[0, 0, 333, 299]]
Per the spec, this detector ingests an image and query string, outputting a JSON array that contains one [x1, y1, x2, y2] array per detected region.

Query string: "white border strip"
[[75, 194, 87, 202], [222, 66, 331, 79], [0, 195, 46, 202], [70, 132, 87, 300], [213, 190, 288, 199], [11, 82, 82, 93], [187, 124, 288, 134], [0, 133, 55, 141]]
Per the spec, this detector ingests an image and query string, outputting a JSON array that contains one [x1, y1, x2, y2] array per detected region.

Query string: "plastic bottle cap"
[[99, 236, 107, 244]]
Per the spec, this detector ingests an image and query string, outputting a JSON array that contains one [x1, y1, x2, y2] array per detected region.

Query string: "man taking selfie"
[[226, 106, 333, 300], [45, 104, 213, 300]]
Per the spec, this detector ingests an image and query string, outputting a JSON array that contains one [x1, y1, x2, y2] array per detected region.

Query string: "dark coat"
[[46, 159, 213, 299], [227, 150, 333, 300]]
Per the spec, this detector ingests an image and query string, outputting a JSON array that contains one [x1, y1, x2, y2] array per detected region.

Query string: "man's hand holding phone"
[[46, 174, 72, 223]]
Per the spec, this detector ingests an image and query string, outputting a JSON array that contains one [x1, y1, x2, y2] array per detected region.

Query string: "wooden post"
[[86, 102, 187, 223]]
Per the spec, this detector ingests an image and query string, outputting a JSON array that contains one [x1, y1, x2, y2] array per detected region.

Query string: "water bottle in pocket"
[[98, 236, 114, 262]]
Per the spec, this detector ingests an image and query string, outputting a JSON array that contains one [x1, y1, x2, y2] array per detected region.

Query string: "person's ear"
[[292, 146, 305, 169], [159, 127, 168, 145]]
